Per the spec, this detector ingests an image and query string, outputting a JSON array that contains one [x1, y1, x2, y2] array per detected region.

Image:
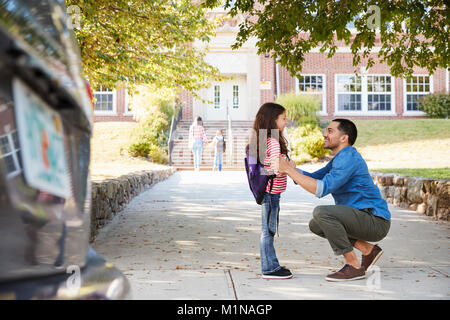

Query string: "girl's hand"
[[270, 155, 290, 174]]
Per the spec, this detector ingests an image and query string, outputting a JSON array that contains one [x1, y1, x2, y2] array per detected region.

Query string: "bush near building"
[[419, 93, 450, 119], [126, 85, 179, 164], [287, 124, 330, 164], [275, 92, 321, 127]]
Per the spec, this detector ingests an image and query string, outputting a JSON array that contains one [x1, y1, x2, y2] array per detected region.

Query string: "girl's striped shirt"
[[264, 137, 287, 194]]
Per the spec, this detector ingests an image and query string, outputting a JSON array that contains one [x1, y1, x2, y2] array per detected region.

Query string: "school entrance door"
[[206, 75, 247, 121]]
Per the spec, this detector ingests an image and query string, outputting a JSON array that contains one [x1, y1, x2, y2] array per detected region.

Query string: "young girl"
[[251, 102, 292, 279], [189, 116, 208, 171], [212, 129, 225, 172]]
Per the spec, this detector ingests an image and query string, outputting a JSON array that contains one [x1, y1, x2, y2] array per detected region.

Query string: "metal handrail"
[[168, 106, 182, 166], [227, 114, 233, 166]]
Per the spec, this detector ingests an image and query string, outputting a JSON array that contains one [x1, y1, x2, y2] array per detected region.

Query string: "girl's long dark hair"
[[193, 116, 203, 126], [248, 102, 288, 163]]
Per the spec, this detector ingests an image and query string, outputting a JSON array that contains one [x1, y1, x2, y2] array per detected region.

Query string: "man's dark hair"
[[332, 119, 357, 145]]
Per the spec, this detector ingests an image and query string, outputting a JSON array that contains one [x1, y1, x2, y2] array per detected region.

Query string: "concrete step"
[[170, 120, 252, 168], [175, 131, 250, 138]]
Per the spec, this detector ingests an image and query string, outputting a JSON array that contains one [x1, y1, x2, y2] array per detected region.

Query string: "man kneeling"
[[271, 119, 390, 282]]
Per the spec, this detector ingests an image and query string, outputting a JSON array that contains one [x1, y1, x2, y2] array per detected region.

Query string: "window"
[[404, 75, 431, 112], [0, 131, 22, 178], [335, 74, 395, 114], [336, 75, 362, 111], [367, 75, 392, 111], [214, 85, 220, 108], [233, 85, 239, 108], [93, 86, 116, 113], [296, 74, 326, 114], [298, 75, 323, 92]]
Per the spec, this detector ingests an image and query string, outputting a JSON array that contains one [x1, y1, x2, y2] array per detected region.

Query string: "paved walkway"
[[92, 169, 449, 300]]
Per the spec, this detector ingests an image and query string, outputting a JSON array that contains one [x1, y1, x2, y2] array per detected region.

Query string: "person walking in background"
[[212, 129, 225, 172], [189, 116, 208, 172], [250, 102, 292, 280]]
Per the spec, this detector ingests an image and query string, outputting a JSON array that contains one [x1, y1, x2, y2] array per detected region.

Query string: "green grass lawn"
[[371, 167, 450, 179], [353, 119, 450, 147], [296, 119, 450, 176], [91, 122, 168, 180], [347, 119, 450, 171]]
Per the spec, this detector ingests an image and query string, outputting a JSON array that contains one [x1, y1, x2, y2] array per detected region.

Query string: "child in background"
[[212, 129, 225, 172], [251, 102, 292, 279], [189, 116, 208, 172]]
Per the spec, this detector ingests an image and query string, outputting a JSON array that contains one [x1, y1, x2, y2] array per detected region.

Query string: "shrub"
[[301, 131, 329, 159], [275, 92, 321, 127], [287, 125, 330, 163], [148, 144, 169, 164], [126, 85, 178, 164], [419, 93, 450, 119]]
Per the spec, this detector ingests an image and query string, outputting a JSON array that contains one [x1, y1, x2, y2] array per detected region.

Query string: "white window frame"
[[334, 74, 396, 116], [232, 85, 239, 109], [446, 68, 449, 94], [0, 130, 22, 178], [93, 87, 117, 116], [403, 74, 433, 116], [214, 85, 221, 109], [124, 89, 134, 116], [295, 74, 327, 116], [366, 75, 396, 113]]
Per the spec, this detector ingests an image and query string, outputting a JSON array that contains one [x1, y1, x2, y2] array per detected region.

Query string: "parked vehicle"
[[0, 0, 130, 299]]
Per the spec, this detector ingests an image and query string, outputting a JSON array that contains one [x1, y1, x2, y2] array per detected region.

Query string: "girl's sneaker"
[[262, 267, 293, 280]]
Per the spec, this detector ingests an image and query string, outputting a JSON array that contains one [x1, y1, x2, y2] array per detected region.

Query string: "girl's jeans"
[[260, 192, 281, 274], [214, 152, 223, 171], [192, 139, 203, 169]]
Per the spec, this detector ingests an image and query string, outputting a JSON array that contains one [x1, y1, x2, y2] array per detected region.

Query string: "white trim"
[[0, 130, 22, 178], [93, 88, 117, 116], [123, 89, 134, 116], [402, 74, 433, 116], [275, 62, 281, 97], [334, 73, 396, 116], [295, 74, 327, 115], [309, 46, 382, 53], [214, 84, 221, 109], [446, 68, 449, 94]]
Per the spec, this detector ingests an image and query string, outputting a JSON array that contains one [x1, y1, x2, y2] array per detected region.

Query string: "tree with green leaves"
[[203, 0, 449, 78], [65, 0, 224, 93]]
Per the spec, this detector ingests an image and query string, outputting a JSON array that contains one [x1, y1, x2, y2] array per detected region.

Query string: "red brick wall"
[[278, 52, 447, 120], [180, 89, 193, 121], [157, 52, 449, 122], [0, 108, 16, 136], [94, 115, 134, 122], [260, 54, 276, 105]]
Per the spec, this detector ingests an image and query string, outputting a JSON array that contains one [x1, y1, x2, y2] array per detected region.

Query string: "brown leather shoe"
[[361, 244, 383, 271], [325, 264, 366, 282]]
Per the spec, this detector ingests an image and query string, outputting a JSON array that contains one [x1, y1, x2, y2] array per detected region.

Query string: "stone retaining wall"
[[90, 167, 177, 242], [370, 173, 449, 221]]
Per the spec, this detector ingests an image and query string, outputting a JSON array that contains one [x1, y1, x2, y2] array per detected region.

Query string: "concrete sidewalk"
[[92, 169, 450, 299]]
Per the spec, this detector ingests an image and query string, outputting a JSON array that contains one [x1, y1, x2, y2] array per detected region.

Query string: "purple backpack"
[[244, 145, 276, 205]]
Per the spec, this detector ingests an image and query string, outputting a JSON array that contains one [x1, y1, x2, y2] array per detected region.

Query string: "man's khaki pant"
[[309, 205, 390, 256]]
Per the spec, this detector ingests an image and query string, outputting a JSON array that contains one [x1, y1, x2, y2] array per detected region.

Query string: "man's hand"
[[270, 155, 291, 174], [288, 159, 296, 168]]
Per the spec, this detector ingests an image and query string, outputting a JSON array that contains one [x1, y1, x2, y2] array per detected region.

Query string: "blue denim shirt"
[[298, 146, 391, 221]]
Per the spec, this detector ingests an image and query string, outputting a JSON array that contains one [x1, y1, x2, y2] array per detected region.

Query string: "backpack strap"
[[266, 176, 280, 238], [268, 175, 275, 194], [276, 206, 280, 237]]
